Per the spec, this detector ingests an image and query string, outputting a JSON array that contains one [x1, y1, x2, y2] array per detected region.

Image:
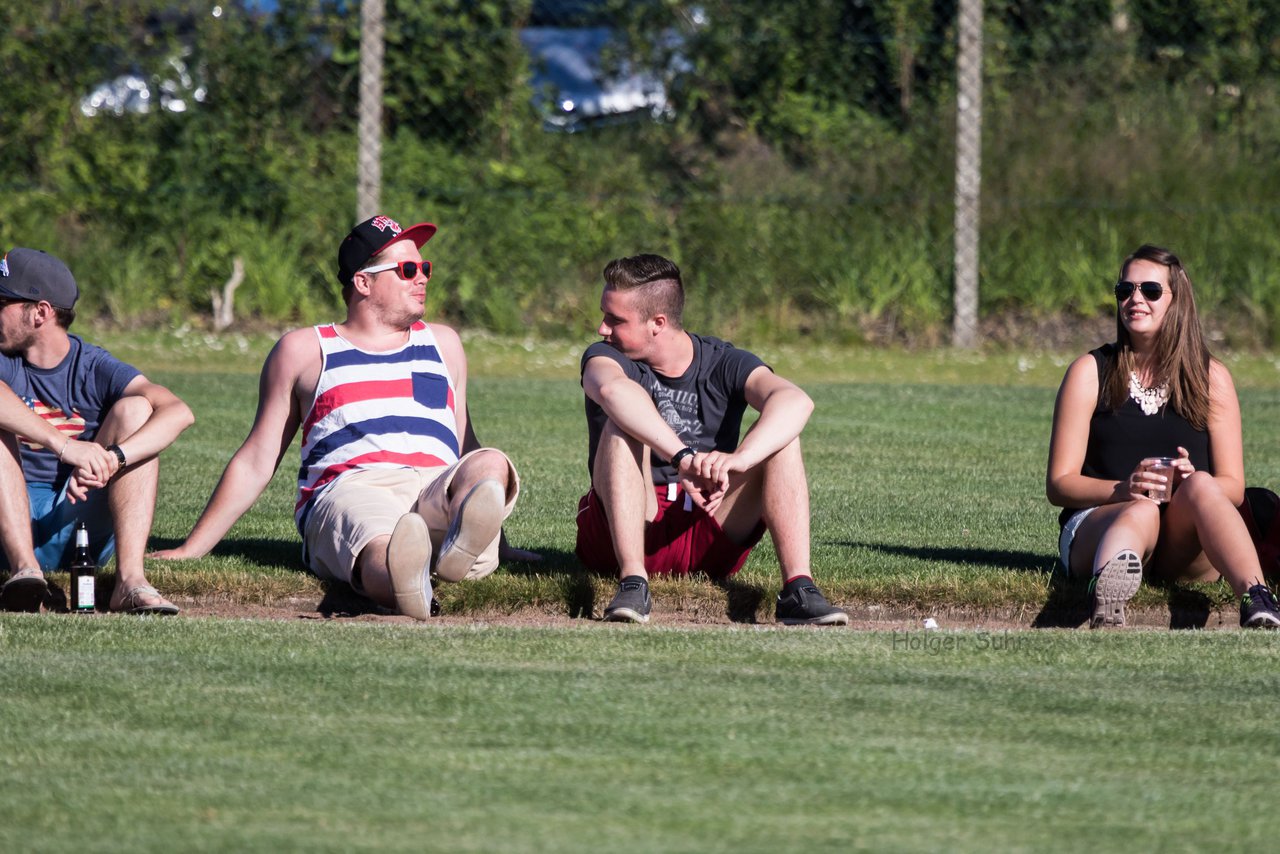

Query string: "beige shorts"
[[302, 448, 519, 584]]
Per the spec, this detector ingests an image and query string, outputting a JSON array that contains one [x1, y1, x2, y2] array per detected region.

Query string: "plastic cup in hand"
[[1142, 456, 1177, 504]]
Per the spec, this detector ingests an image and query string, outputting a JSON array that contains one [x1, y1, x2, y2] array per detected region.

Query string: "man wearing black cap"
[[153, 215, 523, 620], [0, 248, 194, 614]]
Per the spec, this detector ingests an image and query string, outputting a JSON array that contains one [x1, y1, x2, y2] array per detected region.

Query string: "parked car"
[[521, 0, 695, 131], [79, 52, 206, 117], [520, 25, 674, 131]]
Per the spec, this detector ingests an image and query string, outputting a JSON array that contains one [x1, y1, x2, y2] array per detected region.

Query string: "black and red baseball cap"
[[0, 248, 80, 309], [336, 215, 437, 287]]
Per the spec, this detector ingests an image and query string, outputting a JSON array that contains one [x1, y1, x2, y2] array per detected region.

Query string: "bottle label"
[[76, 575, 95, 611]]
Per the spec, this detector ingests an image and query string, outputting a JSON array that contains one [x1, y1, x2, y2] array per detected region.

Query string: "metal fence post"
[[356, 0, 385, 221], [952, 0, 984, 348]]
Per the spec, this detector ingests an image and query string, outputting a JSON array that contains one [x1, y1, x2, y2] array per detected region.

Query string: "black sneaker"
[[1089, 550, 1143, 629], [776, 580, 849, 626], [603, 577, 651, 624], [1240, 584, 1280, 629]]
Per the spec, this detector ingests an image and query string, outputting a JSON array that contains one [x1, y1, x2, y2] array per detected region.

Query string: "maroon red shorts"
[[575, 485, 766, 579]]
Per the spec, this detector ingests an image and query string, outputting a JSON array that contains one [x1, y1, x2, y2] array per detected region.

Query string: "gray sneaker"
[[1089, 550, 1143, 628], [775, 581, 849, 626], [603, 577, 651, 624], [435, 479, 506, 582], [387, 512, 434, 620]]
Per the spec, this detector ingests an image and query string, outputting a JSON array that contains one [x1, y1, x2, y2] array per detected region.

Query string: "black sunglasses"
[[1114, 280, 1166, 302], [357, 260, 432, 280]]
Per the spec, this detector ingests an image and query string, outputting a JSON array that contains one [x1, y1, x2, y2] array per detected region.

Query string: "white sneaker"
[[435, 479, 506, 582], [1089, 550, 1143, 628], [387, 512, 434, 620]]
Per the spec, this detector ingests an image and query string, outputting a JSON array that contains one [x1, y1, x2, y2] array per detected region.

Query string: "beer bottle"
[[70, 523, 96, 614]]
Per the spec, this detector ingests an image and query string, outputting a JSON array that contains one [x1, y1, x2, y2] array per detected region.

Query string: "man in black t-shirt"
[[577, 253, 848, 625]]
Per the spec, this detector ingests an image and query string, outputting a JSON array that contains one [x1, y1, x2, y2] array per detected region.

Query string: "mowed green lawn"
[[4, 335, 1280, 851], [4, 619, 1280, 852], [127, 337, 1280, 618]]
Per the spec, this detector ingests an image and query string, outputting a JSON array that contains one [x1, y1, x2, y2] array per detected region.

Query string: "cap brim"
[[372, 222, 437, 256], [0, 282, 29, 301]]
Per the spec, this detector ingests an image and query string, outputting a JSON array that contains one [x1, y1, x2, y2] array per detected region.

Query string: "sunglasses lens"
[[1115, 281, 1165, 301], [395, 261, 431, 279]]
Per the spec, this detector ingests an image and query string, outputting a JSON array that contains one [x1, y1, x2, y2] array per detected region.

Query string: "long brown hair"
[[1102, 244, 1212, 429]]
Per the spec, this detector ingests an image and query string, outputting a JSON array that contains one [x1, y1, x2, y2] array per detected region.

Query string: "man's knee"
[[100, 395, 154, 438], [592, 420, 647, 490], [598, 418, 645, 453], [460, 449, 510, 482]]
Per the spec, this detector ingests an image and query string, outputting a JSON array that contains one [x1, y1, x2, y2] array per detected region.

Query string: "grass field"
[[4, 619, 1280, 852], [4, 332, 1280, 851], [107, 329, 1280, 619]]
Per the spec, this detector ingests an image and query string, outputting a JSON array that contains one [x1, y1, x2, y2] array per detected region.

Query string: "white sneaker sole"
[[602, 606, 650, 624], [387, 513, 433, 620], [1090, 550, 1143, 629], [435, 479, 506, 583], [778, 610, 850, 626]]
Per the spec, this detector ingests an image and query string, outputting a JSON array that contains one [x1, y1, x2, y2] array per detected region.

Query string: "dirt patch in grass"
[[19, 575, 1245, 631], [105, 590, 1247, 632]]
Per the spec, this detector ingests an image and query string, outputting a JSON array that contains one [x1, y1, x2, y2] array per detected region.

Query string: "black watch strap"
[[670, 446, 697, 468], [107, 444, 127, 468]]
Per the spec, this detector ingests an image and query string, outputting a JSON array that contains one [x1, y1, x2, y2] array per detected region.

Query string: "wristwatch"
[[670, 446, 697, 468], [107, 444, 127, 468]]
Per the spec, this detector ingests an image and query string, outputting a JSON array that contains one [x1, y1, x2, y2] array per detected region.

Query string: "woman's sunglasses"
[[1114, 280, 1166, 302], [358, 260, 432, 280]]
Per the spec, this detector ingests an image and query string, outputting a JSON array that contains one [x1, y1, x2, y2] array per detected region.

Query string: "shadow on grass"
[[1031, 570, 1089, 628], [714, 576, 768, 624], [148, 535, 308, 573], [498, 547, 580, 577], [1031, 570, 1214, 630], [499, 547, 600, 618], [835, 540, 1056, 574], [1146, 578, 1214, 630], [316, 583, 388, 618]]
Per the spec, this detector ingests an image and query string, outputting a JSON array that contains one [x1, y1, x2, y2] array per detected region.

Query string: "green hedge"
[[3, 2, 1280, 344]]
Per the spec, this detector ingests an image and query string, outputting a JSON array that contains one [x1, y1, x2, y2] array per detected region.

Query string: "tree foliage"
[[3, 1, 1280, 340]]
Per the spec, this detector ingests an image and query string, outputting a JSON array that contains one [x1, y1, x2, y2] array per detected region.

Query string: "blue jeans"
[[1, 481, 116, 573]]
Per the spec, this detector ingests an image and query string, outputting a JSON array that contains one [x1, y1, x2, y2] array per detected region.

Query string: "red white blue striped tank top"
[[294, 321, 460, 533]]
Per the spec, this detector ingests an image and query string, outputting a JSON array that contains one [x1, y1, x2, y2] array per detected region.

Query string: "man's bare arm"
[[689, 367, 813, 491], [583, 356, 690, 463], [151, 330, 312, 559]]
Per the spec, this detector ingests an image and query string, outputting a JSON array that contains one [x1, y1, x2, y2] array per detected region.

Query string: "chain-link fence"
[[3, 1, 1279, 347]]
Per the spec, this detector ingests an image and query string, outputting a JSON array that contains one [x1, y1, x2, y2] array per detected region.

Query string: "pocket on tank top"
[[412, 372, 450, 408]]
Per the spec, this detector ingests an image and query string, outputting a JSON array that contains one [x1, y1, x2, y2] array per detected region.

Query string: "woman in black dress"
[[1046, 244, 1279, 628]]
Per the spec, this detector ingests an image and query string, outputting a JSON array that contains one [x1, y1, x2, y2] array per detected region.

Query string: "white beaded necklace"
[[1128, 371, 1169, 415]]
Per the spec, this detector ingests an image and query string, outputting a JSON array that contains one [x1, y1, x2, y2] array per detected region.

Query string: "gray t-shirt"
[[0, 334, 140, 486], [581, 333, 767, 485]]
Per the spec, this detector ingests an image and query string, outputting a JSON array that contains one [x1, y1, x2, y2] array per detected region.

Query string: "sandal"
[[0, 567, 47, 613], [111, 585, 180, 616]]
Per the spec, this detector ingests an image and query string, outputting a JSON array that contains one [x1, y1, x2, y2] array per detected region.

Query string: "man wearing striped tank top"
[[154, 216, 523, 620]]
